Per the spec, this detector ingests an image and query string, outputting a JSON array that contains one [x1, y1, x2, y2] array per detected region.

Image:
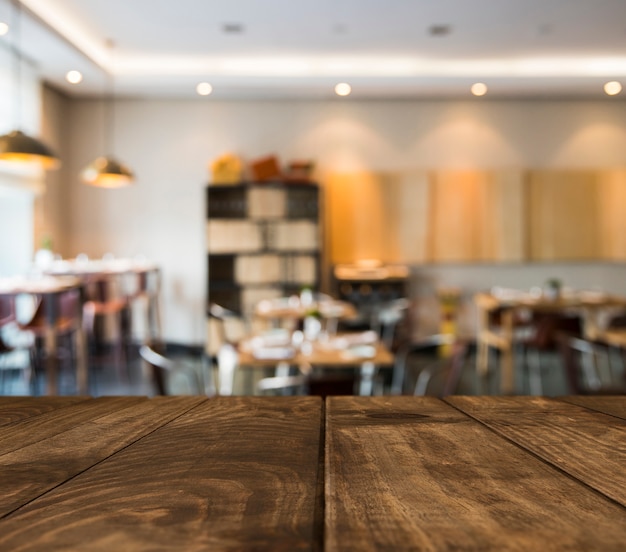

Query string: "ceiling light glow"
[[604, 81, 622, 96], [471, 82, 488, 96], [65, 70, 83, 84], [196, 82, 213, 96], [0, 22, 8, 36], [335, 82, 351, 96]]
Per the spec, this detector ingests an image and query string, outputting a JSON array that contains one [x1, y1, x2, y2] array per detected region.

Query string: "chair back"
[[139, 343, 203, 395]]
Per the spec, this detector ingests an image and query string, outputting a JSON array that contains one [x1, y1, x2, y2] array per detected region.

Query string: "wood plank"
[[325, 396, 626, 552], [528, 170, 601, 260], [447, 396, 626, 507], [0, 396, 148, 456], [0, 396, 89, 427], [0, 396, 205, 518], [558, 395, 626, 420], [0, 397, 324, 552]]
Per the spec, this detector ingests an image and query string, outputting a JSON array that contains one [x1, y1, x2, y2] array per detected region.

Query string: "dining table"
[[236, 330, 395, 395], [474, 289, 626, 394], [0, 395, 623, 551], [0, 275, 87, 395]]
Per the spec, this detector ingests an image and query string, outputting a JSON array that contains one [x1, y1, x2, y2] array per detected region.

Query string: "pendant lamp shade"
[[1, 1, 60, 171], [0, 130, 61, 170], [81, 40, 135, 188], [81, 155, 134, 188]]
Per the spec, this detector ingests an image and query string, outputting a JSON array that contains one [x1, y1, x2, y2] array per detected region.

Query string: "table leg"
[[500, 309, 515, 395], [43, 294, 59, 396]]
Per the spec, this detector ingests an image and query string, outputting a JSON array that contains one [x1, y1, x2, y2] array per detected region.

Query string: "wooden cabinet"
[[206, 182, 321, 317]]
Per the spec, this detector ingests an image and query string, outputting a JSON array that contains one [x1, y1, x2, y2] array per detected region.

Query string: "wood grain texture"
[[447, 396, 626, 507], [528, 170, 601, 260], [0, 396, 204, 518], [558, 395, 626, 420], [0, 397, 324, 552], [325, 396, 626, 552], [0, 396, 147, 457], [0, 396, 89, 428]]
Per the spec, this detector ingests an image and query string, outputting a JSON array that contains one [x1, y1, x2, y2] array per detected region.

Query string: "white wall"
[[59, 97, 626, 344]]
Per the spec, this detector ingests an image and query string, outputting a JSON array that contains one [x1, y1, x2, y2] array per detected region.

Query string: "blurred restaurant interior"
[[2, 0, 626, 398]]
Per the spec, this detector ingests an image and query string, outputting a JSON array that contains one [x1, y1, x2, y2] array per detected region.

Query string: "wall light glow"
[[0, 22, 8, 36]]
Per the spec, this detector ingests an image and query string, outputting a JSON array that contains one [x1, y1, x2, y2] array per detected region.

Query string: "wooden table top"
[[0, 395, 624, 551]]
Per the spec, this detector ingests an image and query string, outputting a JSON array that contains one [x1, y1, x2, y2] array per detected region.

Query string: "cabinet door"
[[598, 169, 626, 260], [428, 170, 525, 262], [528, 170, 600, 261]]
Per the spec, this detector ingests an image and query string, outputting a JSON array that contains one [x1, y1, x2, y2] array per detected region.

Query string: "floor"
[[0, 341, 578, 397]]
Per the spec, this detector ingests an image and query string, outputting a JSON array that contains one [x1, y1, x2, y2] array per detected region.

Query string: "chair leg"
[[527, 347, 543, 396]]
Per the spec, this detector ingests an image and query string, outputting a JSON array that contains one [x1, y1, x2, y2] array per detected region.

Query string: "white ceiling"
[[4, 0, 626, 99]]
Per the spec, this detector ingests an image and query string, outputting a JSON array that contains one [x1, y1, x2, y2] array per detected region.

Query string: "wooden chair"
[[139, 343, 206, 395], [18, 288, 85, 394], [391, 334, 468, 396], [557, 333, 626, 395]]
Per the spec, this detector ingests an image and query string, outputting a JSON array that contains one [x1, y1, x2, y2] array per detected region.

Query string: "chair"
[[139, 343, 207, 395], [557, 333, 626, 395], [207, 303, 249, 395], [126, 267, 162, 344], [256, 372, 363, 397], [371, 298, 411, 350], [520, 313, 582, 395], [18, 288, 85, 394], [391, 334, 468, 396], [82, 274, 130, 376]]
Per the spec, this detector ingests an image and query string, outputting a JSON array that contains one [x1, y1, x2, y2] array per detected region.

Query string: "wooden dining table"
[[0, 275, 87, 395], [0, 395, 624, 551], [475, 290, 626, 394]]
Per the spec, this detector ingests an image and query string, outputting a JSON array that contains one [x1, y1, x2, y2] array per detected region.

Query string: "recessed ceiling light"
[[196, 82, 213, 96], [335, 82, 351, 96], [222, 23, 244, 34], [471, 82, 488, 96], [0, 22, 8, 36], [604, 81, 622, 96], [65, 70, 83, 84], [429, 24, 451, 37]]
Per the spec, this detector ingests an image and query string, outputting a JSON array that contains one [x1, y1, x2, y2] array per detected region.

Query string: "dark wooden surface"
[[0, 396, 324, 552], [325, 396, 626, 552], [0, 395, 623, 551], [0, 396, 89, 427]]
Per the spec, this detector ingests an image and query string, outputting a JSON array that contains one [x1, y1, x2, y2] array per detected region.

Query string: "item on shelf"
[[249, 155, 281, 181], [210, 153, 243, 184], [284, 160, 315, 182]]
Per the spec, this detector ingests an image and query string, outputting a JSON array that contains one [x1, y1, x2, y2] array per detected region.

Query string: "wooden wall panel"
[[597, 169, 626, 260], [428, 170, 485, 262], [378, 171, 430, 263], [325, 172, 387, 264], [481, 170, 527, 262], [528, 170, 601, 260]]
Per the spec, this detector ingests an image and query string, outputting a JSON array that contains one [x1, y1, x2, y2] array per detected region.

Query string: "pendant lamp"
[[81, 40, 134, 188], [0, 0, 60, 170]]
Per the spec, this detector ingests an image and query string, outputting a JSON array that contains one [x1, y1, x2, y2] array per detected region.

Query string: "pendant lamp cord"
[[105, 39, 116, 157], [11, 0, 22, 130]]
